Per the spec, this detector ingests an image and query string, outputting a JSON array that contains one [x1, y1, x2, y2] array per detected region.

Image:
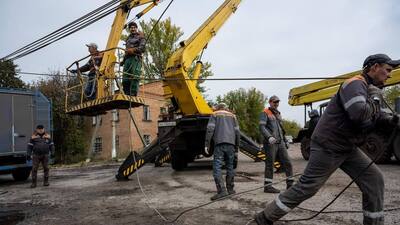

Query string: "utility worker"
[[71, 43, 103, 100], [122, 21, 145, 96], [205, 103, 240, 201], [27, 125, 55, 188], [306, 109, 320, 138], [254, 54, 400, 225], [259, 95, 294, 193]]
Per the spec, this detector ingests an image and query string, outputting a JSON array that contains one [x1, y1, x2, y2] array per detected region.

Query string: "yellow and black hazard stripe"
[[66, 93, 145, 115], [122, 158, 145, 177], [256, 151, 266, 161]]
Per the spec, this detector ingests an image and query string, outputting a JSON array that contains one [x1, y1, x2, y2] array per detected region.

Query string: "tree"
[[132, 18, 213, 92], [0, 60, 25, 88], [218, 88, 267, 142], [282, 119, 301, 137], [384, 85, 400, 110], [32, 72, 88, 164]]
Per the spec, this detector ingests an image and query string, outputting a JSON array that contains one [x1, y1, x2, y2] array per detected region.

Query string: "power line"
[[5, 70, 348, 81]]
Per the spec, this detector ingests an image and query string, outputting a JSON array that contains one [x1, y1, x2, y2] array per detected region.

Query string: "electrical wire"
[[1, 0, 122, 61]]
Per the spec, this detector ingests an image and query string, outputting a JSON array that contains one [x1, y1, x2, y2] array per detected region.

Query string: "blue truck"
[[0, 88, 51, 181]]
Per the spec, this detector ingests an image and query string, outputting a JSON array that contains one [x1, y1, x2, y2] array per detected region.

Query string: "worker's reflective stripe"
[[344, 95, 366, 110], [363, 210, 384, 219], [275, 196, 291, 213], [264, 178, 273, 182], [28, 143, 33, 146], [207, 123, 215, 127], [259, 121, 266, 125]]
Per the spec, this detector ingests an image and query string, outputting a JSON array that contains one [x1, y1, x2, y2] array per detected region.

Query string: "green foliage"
[[134, 18, 213, 92], [32, 72, 88, 164], [0, 60, 25, 88], [282, 119, 301, 137], [384, 85, 400, 110], [218, 88, 267, 142]]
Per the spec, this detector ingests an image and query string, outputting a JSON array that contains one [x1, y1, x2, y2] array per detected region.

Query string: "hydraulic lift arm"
[[289, 69, 400, 106], [163, 0, 241, 115]]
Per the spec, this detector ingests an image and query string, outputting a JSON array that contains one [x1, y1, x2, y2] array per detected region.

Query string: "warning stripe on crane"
[[123, 158, 145, 177], [66, 93, 145, 116]]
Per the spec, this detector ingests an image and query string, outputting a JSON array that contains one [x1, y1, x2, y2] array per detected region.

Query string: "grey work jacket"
[[312, 74, 378, 152], [259, 108, 286, 146], [27, 133, 55, 155], [204, 110, 240, 148], [125, 32, 145, 57]]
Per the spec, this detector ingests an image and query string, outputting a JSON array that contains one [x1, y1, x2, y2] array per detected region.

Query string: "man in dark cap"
[[71, 43, 103, 100], [253, 54, 400, 225], [27, 125, 55, 188], [205, 103, 240, 200], [122, 21, 145, 96], [259, 95, 294, 193]]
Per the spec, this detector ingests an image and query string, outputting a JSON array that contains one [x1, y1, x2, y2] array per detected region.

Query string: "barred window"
[[143, 105, 151, 121], [93, 137, 102, 152]]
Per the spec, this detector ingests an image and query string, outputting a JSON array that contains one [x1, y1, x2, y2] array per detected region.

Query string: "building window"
[[92, 116, 102, 126], [115, 135, 120, 151], [94, 137, 102, 153], [143, 105, 151, 121], [143, 135, 151, 146], [113, 110, 119, 122]]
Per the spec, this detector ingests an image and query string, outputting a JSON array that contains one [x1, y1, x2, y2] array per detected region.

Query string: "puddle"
[[0, 210, 25, 225]]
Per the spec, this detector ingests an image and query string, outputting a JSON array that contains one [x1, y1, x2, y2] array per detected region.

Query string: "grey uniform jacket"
[[259, 108, 286, 145], [204, 110, 240, 148], [27, 133, 55, 155], [126, 32, 145, 57], [312, 74, 380, 152]]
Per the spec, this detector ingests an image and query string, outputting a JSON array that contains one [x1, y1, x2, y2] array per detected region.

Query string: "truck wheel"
[[359, 133, 392, 164], [12, 168, 31, 181], [171, 150, 187, 171], [300, 137, 311, 160], [392, 133, 400, 161]]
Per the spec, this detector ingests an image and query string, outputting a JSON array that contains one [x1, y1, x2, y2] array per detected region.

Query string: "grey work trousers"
[[264, 142, 293, 185], [262, 141, 385, 225]]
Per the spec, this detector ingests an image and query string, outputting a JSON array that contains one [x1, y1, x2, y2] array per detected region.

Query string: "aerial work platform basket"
[[65, 47, 144, 116]]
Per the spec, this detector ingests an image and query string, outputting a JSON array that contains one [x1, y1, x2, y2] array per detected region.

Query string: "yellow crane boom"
[[163, 0, 241, 115], [289, 68, 400, 106]]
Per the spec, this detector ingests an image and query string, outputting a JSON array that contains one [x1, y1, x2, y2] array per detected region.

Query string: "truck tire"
[[359, 133, 392, 164], [12, 168, 31, 181], [300, 137, 311, 160], [392, 133, 400, 162], [171, 150, 187, 171]]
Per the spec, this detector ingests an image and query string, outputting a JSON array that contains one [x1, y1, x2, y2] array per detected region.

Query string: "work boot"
[[211, 178, 228, 201], [286, 182, 294, 190], [254, 212, 273, 225], [226, 176, 236, 195], [264, 185, 280, 193], [43, 177, 49, 186], [30, 178, 37, 188]]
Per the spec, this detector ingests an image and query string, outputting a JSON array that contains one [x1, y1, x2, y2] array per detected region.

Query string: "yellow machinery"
[[117, 0, 273, 179], [65, 0, 161, 116], [289, 68, 400, 106], [289, 67, 400, 163]]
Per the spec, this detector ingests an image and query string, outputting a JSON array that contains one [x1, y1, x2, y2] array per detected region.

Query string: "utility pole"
[[111, 109, 117, 160]]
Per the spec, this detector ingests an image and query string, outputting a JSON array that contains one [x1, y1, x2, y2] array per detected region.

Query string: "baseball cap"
[[85, 43, 98, 49], [363, 54, 400, 68], [269, 95, 280, 102], [36, 125, 44, 129]]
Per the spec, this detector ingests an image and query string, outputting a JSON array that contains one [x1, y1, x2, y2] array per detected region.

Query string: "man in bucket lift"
[[254, 54, 400, 225]]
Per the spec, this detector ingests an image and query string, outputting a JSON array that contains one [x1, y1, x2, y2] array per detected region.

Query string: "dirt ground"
[[1, 144, 400, 225]]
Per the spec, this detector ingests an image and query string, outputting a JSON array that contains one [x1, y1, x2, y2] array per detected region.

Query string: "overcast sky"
[[1, 0, 400, 125]]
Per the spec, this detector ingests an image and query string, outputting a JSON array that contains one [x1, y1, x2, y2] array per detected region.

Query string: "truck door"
[[0, 93, 13, 154], [13, 94, 34, 153]]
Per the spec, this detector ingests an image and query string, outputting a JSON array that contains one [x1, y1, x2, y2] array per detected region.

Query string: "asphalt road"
[[1, 144, 400, 225]]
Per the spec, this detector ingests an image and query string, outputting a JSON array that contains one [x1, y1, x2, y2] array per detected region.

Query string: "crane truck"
[[289, 69, 400, 163], [62, 0, 268, 180]]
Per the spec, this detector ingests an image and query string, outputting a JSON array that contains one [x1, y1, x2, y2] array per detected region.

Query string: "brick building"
[[88, 81, 168, 160]]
